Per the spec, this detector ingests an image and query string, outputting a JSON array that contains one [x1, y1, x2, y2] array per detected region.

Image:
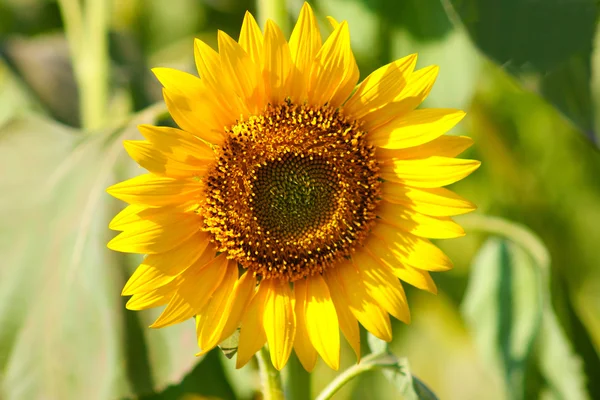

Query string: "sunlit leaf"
[[0, 116, 128, 399], [367, 334, 438, 400], [0, 62, 44, 126], [218, 329, 240, 360], [0, 103, 197, 398], [537, 308, 589, 400], [462, 238, 541, 398], [462, 236, 589, 399]]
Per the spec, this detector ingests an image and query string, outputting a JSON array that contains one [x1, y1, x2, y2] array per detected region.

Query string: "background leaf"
[[445, 0, 599, 145], [537, 308, 589, 400], [0, 116, 129, 399], [462, 236, 589, 399], [0, 35, 80, 127], [0, 105, 204, 399], [366, 334, 439, 400]]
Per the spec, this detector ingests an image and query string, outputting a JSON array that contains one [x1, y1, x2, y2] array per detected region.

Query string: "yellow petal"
[[219, 30, 263, 113], [308, 21, 358, 107], [238, 11, 263, 65], [380, 156, 480, 188], [377, 135, 474, 161], [219, 271, 258, 344], [123, 140, 207, 178], [293, 279, 318, 372], [372, 223, 453, 272], [237, 285, 268, 368], [194, 39, 245, 117], [194, 38, 220, 84], [326, 263, 392, 342], [304, 274, 340, 370], [126, 280, 178, 310], [122, 232, 212, 295], [138, 124, 216, 163], [108, 208, 201, 254], [365, 237, 438, 293], [362, 65, 439, 131], [377, 201, 465, 239], [152, 67, 203, 95], [196, 259, 239, 354], [352, 251, 410, 323], [398, 64, 439, 102], [262, 20, 292, 104], [288, 2, 322, 102], [262, 279, 296, 371], [152, 69, 227, 142], [109, 203, 198, 231], [323, 273, 360, 362], [330, 57, 359, 108], [150, 254, 227, 328], [108, 204, 147, 231], [380, 183, 476, 217], [161, 90, 225, 143], [326, 16, 340, 30], [344, 54, 417, 119], [368, 109, 466, 149], [107, 174, 203, 206]]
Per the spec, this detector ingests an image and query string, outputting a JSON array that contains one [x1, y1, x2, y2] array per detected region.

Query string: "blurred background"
[[0, 0, 599, 399]]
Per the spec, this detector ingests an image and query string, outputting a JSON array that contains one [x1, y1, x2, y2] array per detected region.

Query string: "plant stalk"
[[256, 347, 285, 400], [80, 0, 110, 130], [284, 353, 311, 400], [257, 0, 289, 34], [315, 352, 390, 400], [458, 214, 550, 270], [58, 0, 110, 131]]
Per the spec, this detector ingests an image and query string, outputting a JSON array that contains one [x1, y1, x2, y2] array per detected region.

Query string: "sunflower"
[[107, 2, 479, 371]]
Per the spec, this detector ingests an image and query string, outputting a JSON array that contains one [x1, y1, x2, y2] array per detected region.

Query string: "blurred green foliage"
[[1, 0, 599, 399]]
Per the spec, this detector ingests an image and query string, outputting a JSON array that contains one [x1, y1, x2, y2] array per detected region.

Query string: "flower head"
[[108, 3, 480, 371]]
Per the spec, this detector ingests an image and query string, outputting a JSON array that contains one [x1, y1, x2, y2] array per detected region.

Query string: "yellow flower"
[[107, 3, 480, 372]]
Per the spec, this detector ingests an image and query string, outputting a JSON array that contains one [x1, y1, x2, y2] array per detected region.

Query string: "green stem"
[[58, 0, 110, 131], [256, 347, 285, 400], [458, 214, 550, 271], [57, 0, 83, 60], [284, 353, 311, 400], [257, 0, 289, 34], [315, 352, 391, 400], [80, 0, 110, 130]]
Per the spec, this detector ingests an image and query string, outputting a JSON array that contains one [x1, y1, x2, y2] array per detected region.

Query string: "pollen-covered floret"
[[203, 101, 381, 281]]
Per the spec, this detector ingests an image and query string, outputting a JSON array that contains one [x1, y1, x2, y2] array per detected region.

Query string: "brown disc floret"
[[203, 101, 380, 281]]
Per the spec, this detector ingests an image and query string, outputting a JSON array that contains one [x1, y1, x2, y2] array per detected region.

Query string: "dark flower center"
[[203, 101, 380, 281]]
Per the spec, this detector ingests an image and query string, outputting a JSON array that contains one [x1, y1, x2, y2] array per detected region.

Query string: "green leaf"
[[462, 238, 543, 399], [462, 234, 589, 399], [366, 334, 438, 400], [446, 0, 599, 145], [218, 329, 240, 359], [0, 61, 45, 126], [354, 0, 453, 41], [380, 356, 440, 400], [366, 329, 389, 355], [0, 35, 80, 127], [139, 350, 237, 400], [0, 104, 200, 399], [0, 116, 129, 399], [412, 376, 439, 400], [537, 308, 589, 400]]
